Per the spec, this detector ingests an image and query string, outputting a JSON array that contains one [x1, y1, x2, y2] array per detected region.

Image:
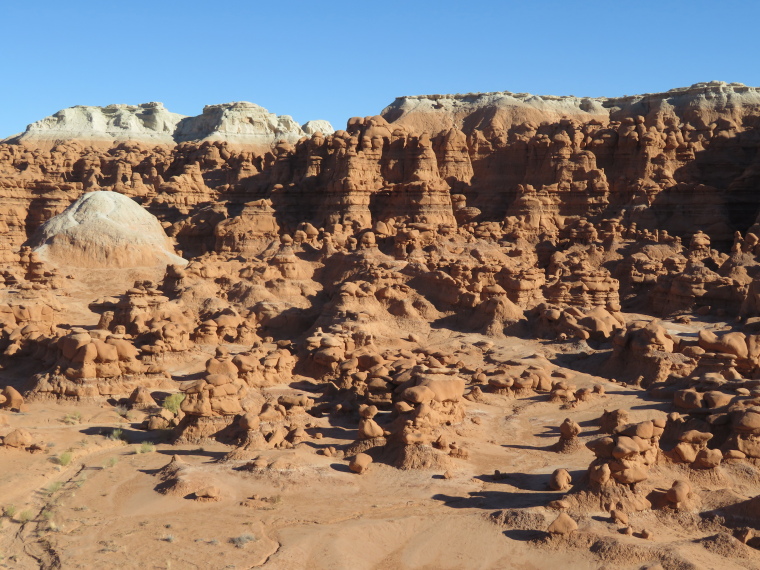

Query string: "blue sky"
[[1, 0, 758, 137]]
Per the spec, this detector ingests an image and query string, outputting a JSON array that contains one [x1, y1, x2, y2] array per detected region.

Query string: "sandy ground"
[[2, 323, 759, 570]]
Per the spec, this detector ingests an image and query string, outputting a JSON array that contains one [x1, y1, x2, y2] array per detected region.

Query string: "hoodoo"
[[3, 82, 760, 569]]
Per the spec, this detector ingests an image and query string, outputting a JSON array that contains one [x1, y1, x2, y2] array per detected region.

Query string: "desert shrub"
[[62, 412, 82, 425], [230, 534, 256, 548], [114, 405, 129, 418], [163, 393, 185, 415], [18, 510, 34, 523], [3, 505, 16, 518], [57, 452, 73, 466], [46, 482, 62, 495], [108, 428, 127, 442], [138, 442, 155, 454]]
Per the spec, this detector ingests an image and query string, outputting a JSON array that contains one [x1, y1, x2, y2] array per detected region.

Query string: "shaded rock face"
[[30, 191, 187, 268], [0, 82, 759, 320], [2, 82, 759, 262], [383, 81, 760, 246]]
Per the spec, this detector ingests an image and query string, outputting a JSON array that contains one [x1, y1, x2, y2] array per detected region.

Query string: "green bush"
[[57, 452, 73, 466], [108, 428, 126, 442], [3, 505, 16, 518], [138, 442, 155, 454], [163, 393, 185, 415], [62, 412, 82, 425]]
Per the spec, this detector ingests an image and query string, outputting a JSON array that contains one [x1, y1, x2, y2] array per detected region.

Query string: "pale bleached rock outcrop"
[[382, 81, 760, 135], [176, 102, 334, 145], [17, 102, 183, 145], [302, 120, 335, 136], [12, 101, 334, 150], [30, 190, 187, 268]]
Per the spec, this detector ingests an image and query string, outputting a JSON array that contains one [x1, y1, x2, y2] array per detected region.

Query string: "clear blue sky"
[[1, 0, 758, 137]]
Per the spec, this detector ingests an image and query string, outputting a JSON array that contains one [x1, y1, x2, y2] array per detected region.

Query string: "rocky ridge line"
[[7, 101, 334, 149]]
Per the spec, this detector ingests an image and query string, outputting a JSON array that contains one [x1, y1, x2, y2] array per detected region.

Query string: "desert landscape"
[[2, 81, 760, 569]]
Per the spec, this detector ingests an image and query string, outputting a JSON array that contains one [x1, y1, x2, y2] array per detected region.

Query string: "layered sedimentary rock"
[[174, 102, 334, 146], [9, 101, 334, 150], [12, 102, 184, 145], [384, 81, 760, 245], [6, 84, 760, 567]]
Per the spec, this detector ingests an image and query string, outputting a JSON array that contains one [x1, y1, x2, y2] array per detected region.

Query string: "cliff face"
[[382, 82, 760, 243], [3, 82, 759, 255], [1, 82, 759, 269]]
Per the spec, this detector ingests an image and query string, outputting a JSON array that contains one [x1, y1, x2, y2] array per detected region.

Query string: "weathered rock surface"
[[29, 191, 187, 268], [10, 101, 334, 150], [3, 81, 760, 568]]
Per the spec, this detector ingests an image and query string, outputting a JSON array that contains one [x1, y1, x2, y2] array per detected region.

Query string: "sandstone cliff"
[[1, 81, 759, 302]]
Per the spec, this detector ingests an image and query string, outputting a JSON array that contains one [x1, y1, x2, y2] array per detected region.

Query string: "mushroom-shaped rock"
[[239, 412, 260, 431], [618, 420, 654, 440], [559, 418, 581, 439], [694, 448, 722, 469], [664, 480, 691, 506], [674, 389, 703, 410], [610, 509, 628, 525], [402, 385, 436, 404], [3, 428, 33, 449], [704, 391, 733, 409], [358, 418, 384, 440], [589, 462, 611, 486], [599, 409, 629, 434], [1, 387, 24, 411], [612, 464, 649, 485], [418, 376, 466, 402], [359, 404, 378, 419], [612, 436, 640, 459], [733, 409, 760, 434], [586, 437, 615, 459], [549, 468, 572, 491], [679, 430, 713, 445], [349, 453, 373, 474]]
